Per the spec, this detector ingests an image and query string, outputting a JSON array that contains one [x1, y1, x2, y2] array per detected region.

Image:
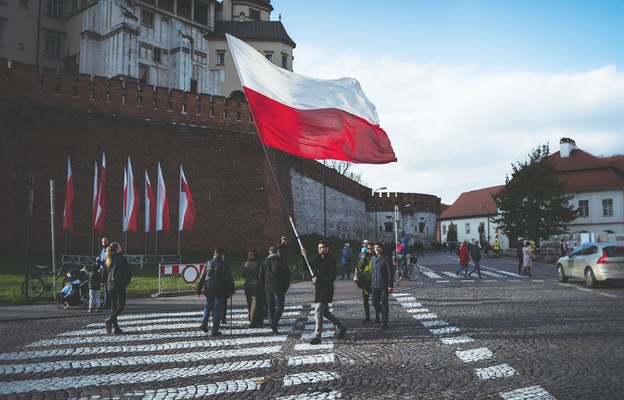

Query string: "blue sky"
[[269, 0, 624, 203]]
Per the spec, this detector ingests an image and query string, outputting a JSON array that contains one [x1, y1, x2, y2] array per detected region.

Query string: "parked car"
[[556, 242, 624, 287]]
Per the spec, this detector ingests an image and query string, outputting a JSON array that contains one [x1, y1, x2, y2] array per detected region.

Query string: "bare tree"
[[324, 160, 365, 184]]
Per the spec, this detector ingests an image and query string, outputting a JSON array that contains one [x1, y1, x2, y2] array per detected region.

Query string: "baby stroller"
[[56, 267, 89, 310]]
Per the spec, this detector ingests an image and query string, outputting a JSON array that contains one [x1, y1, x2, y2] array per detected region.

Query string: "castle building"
[[0, 0, 294, 97]]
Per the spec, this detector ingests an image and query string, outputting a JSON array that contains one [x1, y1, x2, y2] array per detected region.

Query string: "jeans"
[[313, 302, 343, 336], [266, 291, 285, 329], [341, 262, 351, 278], [201, 295, 224, 334], [372, 288, 389, 326], [109, 287, 126, 326], [468, 261, 481, 277]]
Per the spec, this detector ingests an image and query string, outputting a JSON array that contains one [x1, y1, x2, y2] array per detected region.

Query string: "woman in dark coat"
[[243, 249, 264, 327], [103, 242, 132, 335]]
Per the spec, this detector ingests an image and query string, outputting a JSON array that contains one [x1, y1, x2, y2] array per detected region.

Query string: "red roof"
[[550, 149, 624, 193], [439, 185, 504, 220]]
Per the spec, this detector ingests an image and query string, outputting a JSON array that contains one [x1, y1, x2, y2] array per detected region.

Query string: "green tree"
[[492, 144, 576, 242], [446, 222, 458, 242]]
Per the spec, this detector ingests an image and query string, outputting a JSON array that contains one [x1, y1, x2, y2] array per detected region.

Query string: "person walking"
[[468, 240, 482, 279], [371, 242, 394, 330], [196, 248, 235, 336], [340, 243, 353, 280], [355, 241, 378, 324], [516, 239, 524, 275], [103, 242, 132, 335], [303, 240, 348, 345], [456, 240, 470, 278], [522, 241, 536, 276], [260, 246, 290, 334], [242, 249, 264, 328], [97, 235, 111, 310]]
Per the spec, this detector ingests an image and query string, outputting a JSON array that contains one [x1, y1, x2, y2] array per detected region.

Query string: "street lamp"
[[373, 186, 387, 241], [480, 204, 491, 244]]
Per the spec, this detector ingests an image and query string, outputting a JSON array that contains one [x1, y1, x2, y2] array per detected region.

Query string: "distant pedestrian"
[[559, 238, 568, 258], [303, 240, 348, 345], [340, 243, 353, 280], [522, 241, 536, 276], [103, 242, 132, 335], [355, 241, 378, 323], [371, 243, 394, 330], [260, 246, 290, 334], [456, 240, 470, 277], [516, 239, 524, 275], [242, 249, 264, 328], [196, 248, 235, 336], [97, 235, 111, 310], [468, 240, 482, 279]]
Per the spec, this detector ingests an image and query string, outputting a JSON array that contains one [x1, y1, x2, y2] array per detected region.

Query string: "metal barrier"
[[158, 263, 205, 295], [62, 254, 182, 268]]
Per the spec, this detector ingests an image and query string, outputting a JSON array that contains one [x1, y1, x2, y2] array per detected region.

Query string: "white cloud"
[[293, 44, 624, 204]]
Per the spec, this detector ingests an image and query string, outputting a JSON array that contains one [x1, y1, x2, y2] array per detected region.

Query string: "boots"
[[362, 298, 371, 323]]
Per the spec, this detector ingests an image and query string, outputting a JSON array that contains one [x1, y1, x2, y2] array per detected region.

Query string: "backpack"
[[397, 243, 403, 254]]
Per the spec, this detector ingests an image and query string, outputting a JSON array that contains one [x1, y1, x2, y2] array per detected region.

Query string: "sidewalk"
[[0, 277, 420, 322]]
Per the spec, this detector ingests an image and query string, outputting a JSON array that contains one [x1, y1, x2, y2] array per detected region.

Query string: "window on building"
[[249, 8, 260, 20], [418, 222, 426, 233], [281, 53, 288, 68], [137, 96, 143, 107], [236, 111, 241, 121], [223, 110, 228, 119], [216, 52, 225, 65], [152, 99, 157, 109], [442, 225, 447, 235], [160, 0, 173, 12], [265, 53, 273, 62], [578, 200, 589, 217], [141, 10, 154, 27], [153, 47, 161, 62], [122, 94, 127, 104], [167, 101, 173, 111], [89, 89, 94, 100], [44, 0, 63, 17], [181, 103, 187, 114], [384, 222, 393, 233], [105, 92, 110, 102], [602, 199, 613, 217], [138, 64, 149, 84], [465, 223, 470, 234], [209, 107, 214, 118], [43, 33, 63, 58], [190, 78, 197, 93], [195, 105, 200, 115]]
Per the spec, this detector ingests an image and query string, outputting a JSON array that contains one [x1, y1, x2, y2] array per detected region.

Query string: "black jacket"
[[310, 254, 336, 303], [371, 255, 394, 290], [104, 253, 132, 291], [260, 254, 290, 294], [196, 257, 235, 298]]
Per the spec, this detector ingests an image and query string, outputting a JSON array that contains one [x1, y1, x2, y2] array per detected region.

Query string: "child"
[[83, 264, 101, 312]]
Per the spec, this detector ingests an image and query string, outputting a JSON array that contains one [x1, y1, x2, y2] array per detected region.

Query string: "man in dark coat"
[[260, 246, 290, 334], [372, 242, 394, 330], [303, 240, 347, 345], [196, 248, 235, 336], [468, 240, 483, 279]]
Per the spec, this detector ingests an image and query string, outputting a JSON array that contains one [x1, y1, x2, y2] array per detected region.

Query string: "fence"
[[62, 254, 182, 268], [157, 263, 205, 295]]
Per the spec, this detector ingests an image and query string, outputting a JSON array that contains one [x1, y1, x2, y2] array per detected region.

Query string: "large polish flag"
[[62, 157, 74, 231], [123, 157, 140, 232], [94, 154, 106, 234], [178, 166, 196, 231], [144, 170, 156, 233], [156, 162, 170, 232], [226, 34, 396, 164]]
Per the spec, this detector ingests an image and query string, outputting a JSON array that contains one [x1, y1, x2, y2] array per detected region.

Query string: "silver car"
[[557, 242, 624, 287]]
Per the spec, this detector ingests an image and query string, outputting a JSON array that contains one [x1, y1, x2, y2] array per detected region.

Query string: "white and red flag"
[[94, 153, 106, 234], [226, 34, 396, 164], [156, 162, 170, 232], [123, 157, 140, 232], [62, 157, 74, 231], [92, 161, 98, 230], [178, 166, 196, 231], [145, 170, 156, 233]]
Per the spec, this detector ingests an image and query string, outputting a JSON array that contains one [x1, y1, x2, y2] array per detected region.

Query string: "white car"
[[557, 242, 624, 287]]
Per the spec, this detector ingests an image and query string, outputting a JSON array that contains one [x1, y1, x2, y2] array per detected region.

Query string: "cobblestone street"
[[1, 252, 623, 399]]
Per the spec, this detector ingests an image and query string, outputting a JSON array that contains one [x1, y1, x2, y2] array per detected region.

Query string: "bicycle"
[[289, 261, 306, 282], [21, 262, 74, 299], [394, 260, 420, 284]]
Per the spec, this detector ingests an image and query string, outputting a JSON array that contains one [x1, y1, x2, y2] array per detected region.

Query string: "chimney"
[[560, 137, 577, 158]]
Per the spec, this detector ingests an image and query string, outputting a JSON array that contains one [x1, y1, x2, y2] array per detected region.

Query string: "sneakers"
[[211, 331, 222, 336], [199, 325, 208, 333], [271, 325, 279, 335], [105, 319, 113, 335], [362, 316, 371, 324], [309, 336, 322, 345], [338, 326, 348, 340]]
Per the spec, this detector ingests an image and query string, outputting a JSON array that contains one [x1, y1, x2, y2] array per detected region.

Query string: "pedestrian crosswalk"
[[418, 266, 543, 283], [0, 304, 345, 398]]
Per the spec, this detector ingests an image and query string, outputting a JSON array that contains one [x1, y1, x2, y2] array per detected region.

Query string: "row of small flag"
[[62, 154, 195, 233]]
